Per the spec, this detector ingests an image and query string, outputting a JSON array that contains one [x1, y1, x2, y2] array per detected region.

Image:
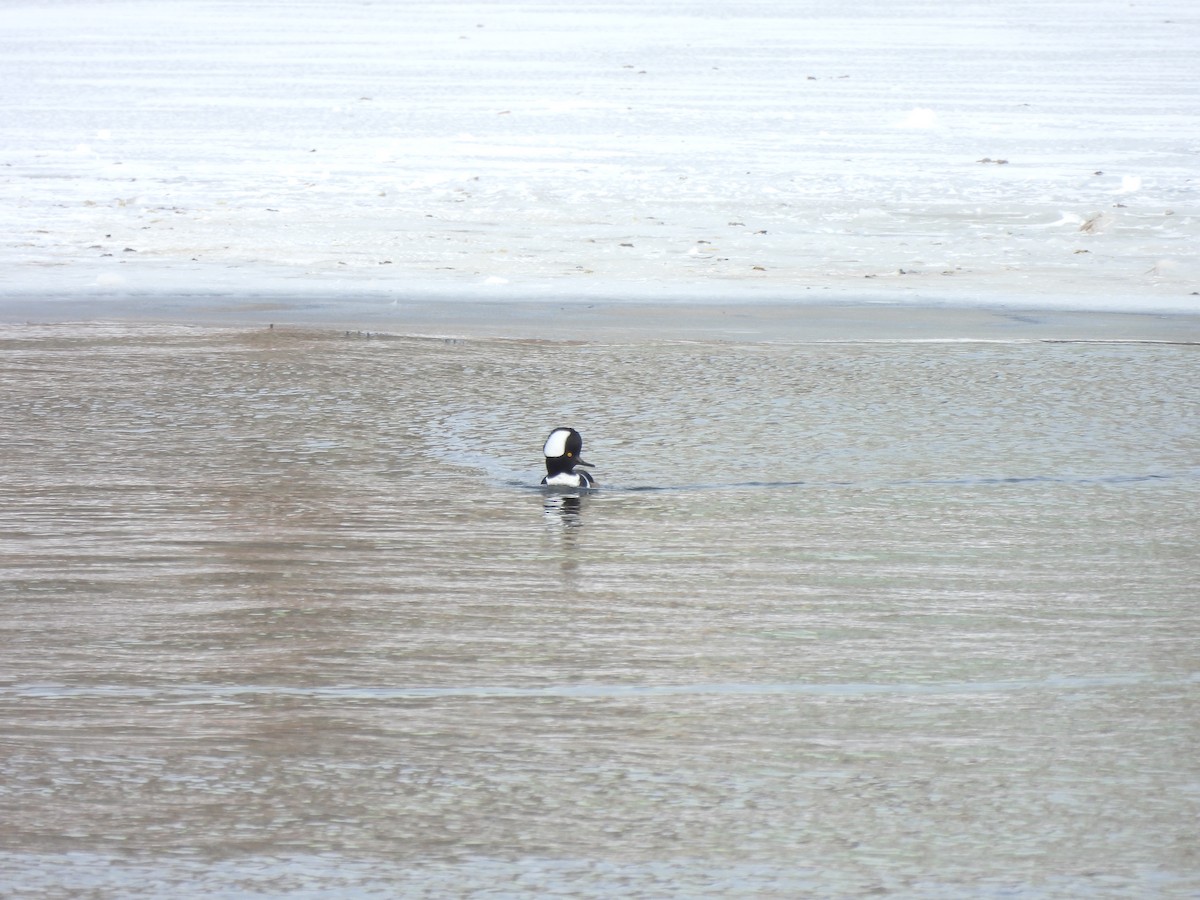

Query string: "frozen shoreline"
[[4, 292, 1198, 345], [2, 0, 1197, 323]]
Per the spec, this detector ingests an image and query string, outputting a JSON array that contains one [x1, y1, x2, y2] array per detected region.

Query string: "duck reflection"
[[543, 491, 586, 528]]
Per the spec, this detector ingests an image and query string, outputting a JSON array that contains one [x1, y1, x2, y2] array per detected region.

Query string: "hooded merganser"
[[540, 427, 596, 488]]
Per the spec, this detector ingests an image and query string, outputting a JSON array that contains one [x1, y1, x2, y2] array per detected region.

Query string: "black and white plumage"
[[540, 427, 596, 488]]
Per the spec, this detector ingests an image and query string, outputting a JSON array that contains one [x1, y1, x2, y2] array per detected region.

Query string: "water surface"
[[2, 323, 1197, 896]]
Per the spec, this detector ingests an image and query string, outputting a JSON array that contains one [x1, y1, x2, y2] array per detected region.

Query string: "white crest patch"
[[543, 428, 571, 457]]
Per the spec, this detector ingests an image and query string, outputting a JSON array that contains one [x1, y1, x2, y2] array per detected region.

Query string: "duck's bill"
[[575, 458, 595, 468]]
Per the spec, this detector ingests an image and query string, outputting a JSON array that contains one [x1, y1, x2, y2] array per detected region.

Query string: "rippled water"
[[2, 323, 1198, 897]]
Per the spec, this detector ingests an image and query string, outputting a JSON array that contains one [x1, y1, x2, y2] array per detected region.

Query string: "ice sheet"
[[1, 0, 1198, 316]]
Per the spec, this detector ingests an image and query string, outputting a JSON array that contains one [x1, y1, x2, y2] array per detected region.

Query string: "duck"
[[540, 427, 596, 488]]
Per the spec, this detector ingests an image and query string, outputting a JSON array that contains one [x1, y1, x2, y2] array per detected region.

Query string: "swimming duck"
[[541, 427, 596, 488]]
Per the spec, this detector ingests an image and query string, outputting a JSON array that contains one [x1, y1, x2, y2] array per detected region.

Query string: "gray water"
[[2, 323, 1198, 897]]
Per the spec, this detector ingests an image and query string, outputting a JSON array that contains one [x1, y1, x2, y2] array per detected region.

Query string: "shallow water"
[[2, 323, 1198, 897]]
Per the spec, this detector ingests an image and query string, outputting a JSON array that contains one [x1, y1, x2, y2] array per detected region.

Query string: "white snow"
[[1, 0, 1197, 315]]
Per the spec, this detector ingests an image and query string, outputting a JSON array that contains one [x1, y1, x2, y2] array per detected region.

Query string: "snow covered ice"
[[1, 0, 1197, 315]]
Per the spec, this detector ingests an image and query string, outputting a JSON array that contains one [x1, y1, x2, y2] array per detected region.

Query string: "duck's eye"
[[566, 451, 573, 457]]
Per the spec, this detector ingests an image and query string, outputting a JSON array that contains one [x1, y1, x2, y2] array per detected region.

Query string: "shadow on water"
[[627, 472, 1184, 492], [542, 491, 587, 528], [516, 470, 1188, 497], [540, 491, 590, 583]]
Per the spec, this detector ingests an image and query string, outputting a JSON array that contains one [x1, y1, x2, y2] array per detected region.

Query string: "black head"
[[543, 427, 594, 477]]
